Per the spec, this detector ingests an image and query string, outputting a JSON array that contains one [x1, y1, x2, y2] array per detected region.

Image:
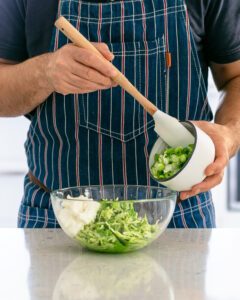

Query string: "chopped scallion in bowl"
[[151, 144, 194, 180], [51, 185, 177, 253]]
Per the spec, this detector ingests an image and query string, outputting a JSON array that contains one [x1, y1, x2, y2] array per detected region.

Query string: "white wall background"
[[0, 117, 29, 226], [0, 75, 239, 227]]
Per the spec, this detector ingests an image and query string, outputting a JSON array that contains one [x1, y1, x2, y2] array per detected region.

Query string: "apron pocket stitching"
[[63, 5, 185, 24], [82, 118, 154, 137], [173, 198, 213, 217], [18, 212, 57, 222], [78, 122, 155, 142], [79, 38, 166, 142]]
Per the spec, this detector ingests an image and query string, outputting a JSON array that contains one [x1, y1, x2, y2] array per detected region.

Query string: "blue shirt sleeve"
[[186, 0, 240, 64], [0, 0, 28, 61], [205, 0, 240, 64]]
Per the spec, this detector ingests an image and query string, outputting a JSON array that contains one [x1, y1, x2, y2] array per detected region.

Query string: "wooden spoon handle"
[[55, 16, 158, 116]]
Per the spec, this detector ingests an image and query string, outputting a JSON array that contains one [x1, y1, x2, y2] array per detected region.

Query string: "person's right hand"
[[46, 43, 118, 95]]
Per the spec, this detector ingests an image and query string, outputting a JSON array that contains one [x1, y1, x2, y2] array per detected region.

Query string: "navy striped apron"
[[18, 0, 216, 228]]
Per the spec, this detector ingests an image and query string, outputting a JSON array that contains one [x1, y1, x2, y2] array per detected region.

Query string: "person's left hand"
[[180, 121, 239, 200]]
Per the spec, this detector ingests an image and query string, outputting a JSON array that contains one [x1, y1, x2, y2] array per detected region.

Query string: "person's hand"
[[46, 43, 118, 95], [180, 121, 239, 200]]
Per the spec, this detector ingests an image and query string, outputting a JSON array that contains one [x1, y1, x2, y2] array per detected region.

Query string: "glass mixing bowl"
[[51, 185, 177, 253]]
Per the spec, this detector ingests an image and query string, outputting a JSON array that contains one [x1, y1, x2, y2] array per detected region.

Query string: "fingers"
[[71, 62, 116, 87], [49, 43, 118, 95], [73, 48, 117, 78], [192, 121, 229, 176], [178, 120, 230, 201], [180, 171, 224, 200], [59, 76, 112, 95], [92, 42, 114, 61], [205, 156, 228, 177], [205, 140, 229, 176]]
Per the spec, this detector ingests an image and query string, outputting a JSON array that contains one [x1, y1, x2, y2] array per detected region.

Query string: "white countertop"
[[1, 229, 240, 300]]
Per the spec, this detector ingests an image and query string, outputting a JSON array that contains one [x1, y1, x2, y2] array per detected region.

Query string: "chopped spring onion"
[[75, 200, 158, 253], [151, 144, 194, 180]]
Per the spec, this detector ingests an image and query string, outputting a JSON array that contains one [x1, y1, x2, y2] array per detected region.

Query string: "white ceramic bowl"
[[149, 122, 215, 191]]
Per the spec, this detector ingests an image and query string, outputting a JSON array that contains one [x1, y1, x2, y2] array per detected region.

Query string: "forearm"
[[215, 76, 240, 156], [0, 43, 117, 117], [181, 75, 240, 198], [0, 54, 54, 117]]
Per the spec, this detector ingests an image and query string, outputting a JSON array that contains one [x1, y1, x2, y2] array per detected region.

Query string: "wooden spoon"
[[55, 16, 194, 147]]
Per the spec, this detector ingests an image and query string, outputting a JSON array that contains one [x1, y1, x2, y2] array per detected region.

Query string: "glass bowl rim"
[[51, 184, 177, 203]]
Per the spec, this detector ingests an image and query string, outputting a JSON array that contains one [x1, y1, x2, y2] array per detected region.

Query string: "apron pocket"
[[78, 38, 166, 142]]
